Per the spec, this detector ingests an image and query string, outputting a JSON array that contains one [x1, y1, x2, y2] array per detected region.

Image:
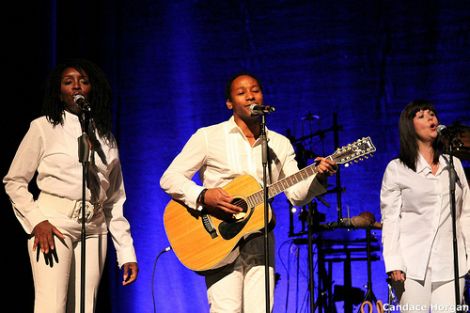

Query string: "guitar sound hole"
[[231, 198, 248, 220]]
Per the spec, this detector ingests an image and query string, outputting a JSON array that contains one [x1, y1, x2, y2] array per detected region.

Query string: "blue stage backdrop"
[[2, 1, 470, 313], [104, 2, 470, 312]]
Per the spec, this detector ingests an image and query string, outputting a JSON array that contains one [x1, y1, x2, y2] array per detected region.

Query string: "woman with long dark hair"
[[381, 99, 470, 311], [3, 59, 138, 313]]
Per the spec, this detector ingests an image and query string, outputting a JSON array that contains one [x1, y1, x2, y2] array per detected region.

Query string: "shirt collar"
[[63, 110, 80, 123], [227, 116, 238, 132], [227, 115, 270, 137], [436, 154, 450, 175], [416, 153, 429, 174], [416, 152, 448, 175]]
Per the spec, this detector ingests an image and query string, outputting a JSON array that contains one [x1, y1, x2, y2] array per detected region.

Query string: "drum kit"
[[288, 115, 470, 313]]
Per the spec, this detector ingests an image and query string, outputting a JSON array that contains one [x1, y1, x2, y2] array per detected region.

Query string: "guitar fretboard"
[[245, 161, 320, 207], [243, 136, 375, 208]]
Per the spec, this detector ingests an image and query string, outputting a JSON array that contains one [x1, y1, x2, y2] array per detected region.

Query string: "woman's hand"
[[32, 220, 65, 254], [122, 262, 139, 286]]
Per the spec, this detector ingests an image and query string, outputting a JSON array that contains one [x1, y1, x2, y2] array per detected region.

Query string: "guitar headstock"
[[331, 137, 376, 166]]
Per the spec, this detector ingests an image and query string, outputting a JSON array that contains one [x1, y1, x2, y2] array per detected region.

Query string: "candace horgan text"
[[383, 304, 469, 311]]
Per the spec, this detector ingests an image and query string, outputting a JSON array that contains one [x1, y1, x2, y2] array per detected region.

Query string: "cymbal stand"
[[305, 201, 333, 313], [357, 227, 378, 312], [314, 229, 335, 313]]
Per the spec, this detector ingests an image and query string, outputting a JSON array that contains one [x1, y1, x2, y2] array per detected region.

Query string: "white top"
[[380, 153, 470, 281], [160, 116, 326, 212], [3, 111, 136, 267]]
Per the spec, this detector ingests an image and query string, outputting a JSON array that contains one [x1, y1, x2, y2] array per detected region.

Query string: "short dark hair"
[[224, 72, 263, 101]]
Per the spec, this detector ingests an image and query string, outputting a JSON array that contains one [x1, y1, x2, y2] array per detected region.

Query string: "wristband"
[[198, 188, 208, 205]]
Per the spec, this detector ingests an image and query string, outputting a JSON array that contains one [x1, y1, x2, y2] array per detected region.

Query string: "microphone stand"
[[259, 113, 271, 313], [447, 139, 462, 309], [78, 107, 92, 313]]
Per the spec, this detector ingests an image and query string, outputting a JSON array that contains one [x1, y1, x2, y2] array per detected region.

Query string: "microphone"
[[73, 94, 91, 111], [436, 124, 456, 138], [437, 124, 447, 135], [249, 104, 276, 115]]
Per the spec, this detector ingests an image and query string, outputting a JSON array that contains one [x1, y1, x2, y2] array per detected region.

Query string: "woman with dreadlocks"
[[3, 58, 138, 313]]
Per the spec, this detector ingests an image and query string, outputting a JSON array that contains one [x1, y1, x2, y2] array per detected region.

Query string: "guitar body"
[[163, 174, 272, 271]]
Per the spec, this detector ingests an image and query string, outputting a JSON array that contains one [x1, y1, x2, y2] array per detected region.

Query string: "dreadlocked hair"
[[41, 58, 113, 142]]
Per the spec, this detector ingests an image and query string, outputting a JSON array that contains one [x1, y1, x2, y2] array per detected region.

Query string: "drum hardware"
[[293, 219, 382, 313], [286, 112, 381, 312]]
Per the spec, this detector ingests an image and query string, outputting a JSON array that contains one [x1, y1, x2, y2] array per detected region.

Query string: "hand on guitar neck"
[[313, 156, 338, 180]]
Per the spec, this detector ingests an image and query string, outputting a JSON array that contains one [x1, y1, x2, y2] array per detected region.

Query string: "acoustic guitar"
[[163, 137, 376, 271]]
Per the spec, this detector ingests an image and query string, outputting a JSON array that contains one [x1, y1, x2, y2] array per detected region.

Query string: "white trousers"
[[400, 267, 465, 313], [28, 233, 107, 313], [206, 265, 274, 313]]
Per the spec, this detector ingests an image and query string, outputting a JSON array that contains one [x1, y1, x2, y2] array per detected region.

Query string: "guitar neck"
[[246, 156, 330, 207], [243, 136, 376, 208]]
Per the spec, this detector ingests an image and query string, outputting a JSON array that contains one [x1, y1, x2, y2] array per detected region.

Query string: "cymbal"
[[301, 112, 320, 121], [292, 126, 341, 143]]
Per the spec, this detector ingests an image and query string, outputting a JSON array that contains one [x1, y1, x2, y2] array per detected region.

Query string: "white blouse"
[[380, 153, 470, 281], [3, 111, 136, 267]]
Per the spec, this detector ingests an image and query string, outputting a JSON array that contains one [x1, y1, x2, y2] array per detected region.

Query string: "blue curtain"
[[2, 1, 470, 312]]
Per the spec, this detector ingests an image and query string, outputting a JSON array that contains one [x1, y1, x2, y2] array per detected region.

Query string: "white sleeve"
[[3, 121, 47, 233], [160, 129, 207, 210], [380, 161, 405, 274], [103, 151, 137, 268]]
